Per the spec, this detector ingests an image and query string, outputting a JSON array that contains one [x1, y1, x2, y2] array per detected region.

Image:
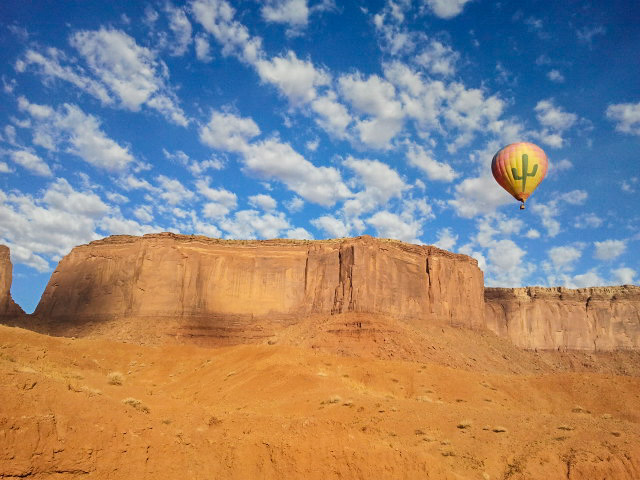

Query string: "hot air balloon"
[[491, 142, 549, 210]]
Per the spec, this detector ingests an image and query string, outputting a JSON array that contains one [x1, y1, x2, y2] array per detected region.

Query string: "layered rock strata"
[[485, 286, 640, 350], [0, 245, 24, 318], [31, 234, 485, 341]]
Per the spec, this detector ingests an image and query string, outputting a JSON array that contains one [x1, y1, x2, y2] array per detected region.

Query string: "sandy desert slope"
[[1, 323, 639, 480]]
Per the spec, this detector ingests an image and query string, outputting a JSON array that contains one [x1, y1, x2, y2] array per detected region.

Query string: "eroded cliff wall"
[[0, 245, 24, 318], [485, 286, 640, 350], [32, 234, 485, 340]]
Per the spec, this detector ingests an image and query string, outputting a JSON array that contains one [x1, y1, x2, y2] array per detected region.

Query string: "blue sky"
[[1, 0, 639, 312]]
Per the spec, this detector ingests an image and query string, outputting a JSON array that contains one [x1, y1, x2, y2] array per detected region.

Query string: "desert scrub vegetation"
[[107, 371, 123, 385], [457, 420, 472, 429], [122, 397, 150, 413]]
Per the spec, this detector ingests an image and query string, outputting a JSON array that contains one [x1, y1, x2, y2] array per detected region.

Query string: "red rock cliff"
[[32, 234, 485, 340], [485, 286, 640, 351], [0, 245, 24, 318]]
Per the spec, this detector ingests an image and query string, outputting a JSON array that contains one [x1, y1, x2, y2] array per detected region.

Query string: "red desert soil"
[[1, 317, 639, 480]]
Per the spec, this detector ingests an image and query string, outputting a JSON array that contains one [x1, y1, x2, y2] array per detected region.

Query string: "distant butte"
[[1, 233, 638, 351]]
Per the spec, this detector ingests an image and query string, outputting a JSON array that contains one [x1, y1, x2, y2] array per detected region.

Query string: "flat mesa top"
[[81, 232, 473, 261]]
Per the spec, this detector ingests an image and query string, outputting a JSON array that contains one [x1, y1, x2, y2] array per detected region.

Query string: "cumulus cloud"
[[415, 39, 459, 76], [261, 0, 310, 30], [547, 69, 565, 83], [17, 48, 112, 105], [449, 174, 512, 218], [548, 245, 582, 270], [611, 267, 636, 285], [165, 3, 193, 56], [407, 144, 457, 182], [366, 210, 422, 243], [219, 209, 290, 239], [199, 110, 261, 151], [311, 214, 351, 238], [534, 99, 578, 148], [423, 0, 472, 19], [594, 239, 626, 261], [249, 193, 277, 211], [434, 227, 457, 251], [17, 98, 134, 171], [256, 51, 330, 106], [198, 109, 351, 206], [339, 73, 404, 149], [342, 156, 407, 217], [606, 101, 640, 136], [0, 178, 110, 271], [484, 239, 535, 286], [155, 175, 194, 205], [20, 28, 188, 125], [243, 139, 351, 206], [191, 0, 264, 64], [10, 150, 52, 177]]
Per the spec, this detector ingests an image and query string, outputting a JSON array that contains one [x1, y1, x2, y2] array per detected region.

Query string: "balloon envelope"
[[491, 142, 548, 206]]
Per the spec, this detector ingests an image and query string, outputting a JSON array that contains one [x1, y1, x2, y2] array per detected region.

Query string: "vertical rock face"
[[485, 286, 640, 350], [32, 234, 485, 340], [0, 245, 24, 318]]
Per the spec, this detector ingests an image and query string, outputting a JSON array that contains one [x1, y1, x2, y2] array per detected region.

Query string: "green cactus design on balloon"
[[512, 153, 538, 192]]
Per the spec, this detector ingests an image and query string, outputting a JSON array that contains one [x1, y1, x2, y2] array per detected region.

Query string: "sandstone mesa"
[[1, 233, 638, 351]]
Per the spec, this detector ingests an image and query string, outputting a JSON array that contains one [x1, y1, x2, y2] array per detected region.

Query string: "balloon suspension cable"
[[520, 202, 526, 210]]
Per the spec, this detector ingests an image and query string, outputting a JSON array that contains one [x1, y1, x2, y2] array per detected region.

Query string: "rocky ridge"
[[1, 235, 639, 351], [0, 245, 24, 318], [485, 286, 640, 350]]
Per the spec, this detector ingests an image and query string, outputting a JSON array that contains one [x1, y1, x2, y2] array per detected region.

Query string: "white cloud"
[[18, 98, 135, 171], [594, 239, 626, 261], [611, 267, 636, 285], [311, 214, 351, 238], [570, 270, 605, 288], [548, 245, 582, 270], [407, 144, 457, 182], [71, 28, 188, 125], [249, 193, 277, 211], [219, 209, 290, 239], [547, 69, 565, 83], [534, 99, 578, 148], [535, 99, 577, 130], [449, 174, 512, 218], [166, 3, 193, 56], [415, 39, 459, 76], [133, 205, 154, 222], [433, 227, 457, 250], [339, 73, 404, 149], [310, 92, 352, 139], [19, 48, 112, 106], [191, 0, 264, 64], [286, 227, 313, 239], [343, 156, 407, 217], [243, 139, 351, 206], [285, 196, 304, 212], [621, 177, 638, 193], [366, 210, 422, 243], [558, 189, 588, 205], [525, 229, 540, 239], [484, 239, 535, 286], [155, 175, 194, 205], [261, 0, 310, 28], [256, 51, 330, 106], [199, 110, 260, 151], [10, 150, 52, 177], [195, 178, 237, 218], [194, 34, 213, 62], [423, 0, 472, 19], [573, 213, 603, 229], [606, 102, 640, 136], [530, 201, 561, 237], [0, 162, 12, 173], [0, 178, 110, 271]]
